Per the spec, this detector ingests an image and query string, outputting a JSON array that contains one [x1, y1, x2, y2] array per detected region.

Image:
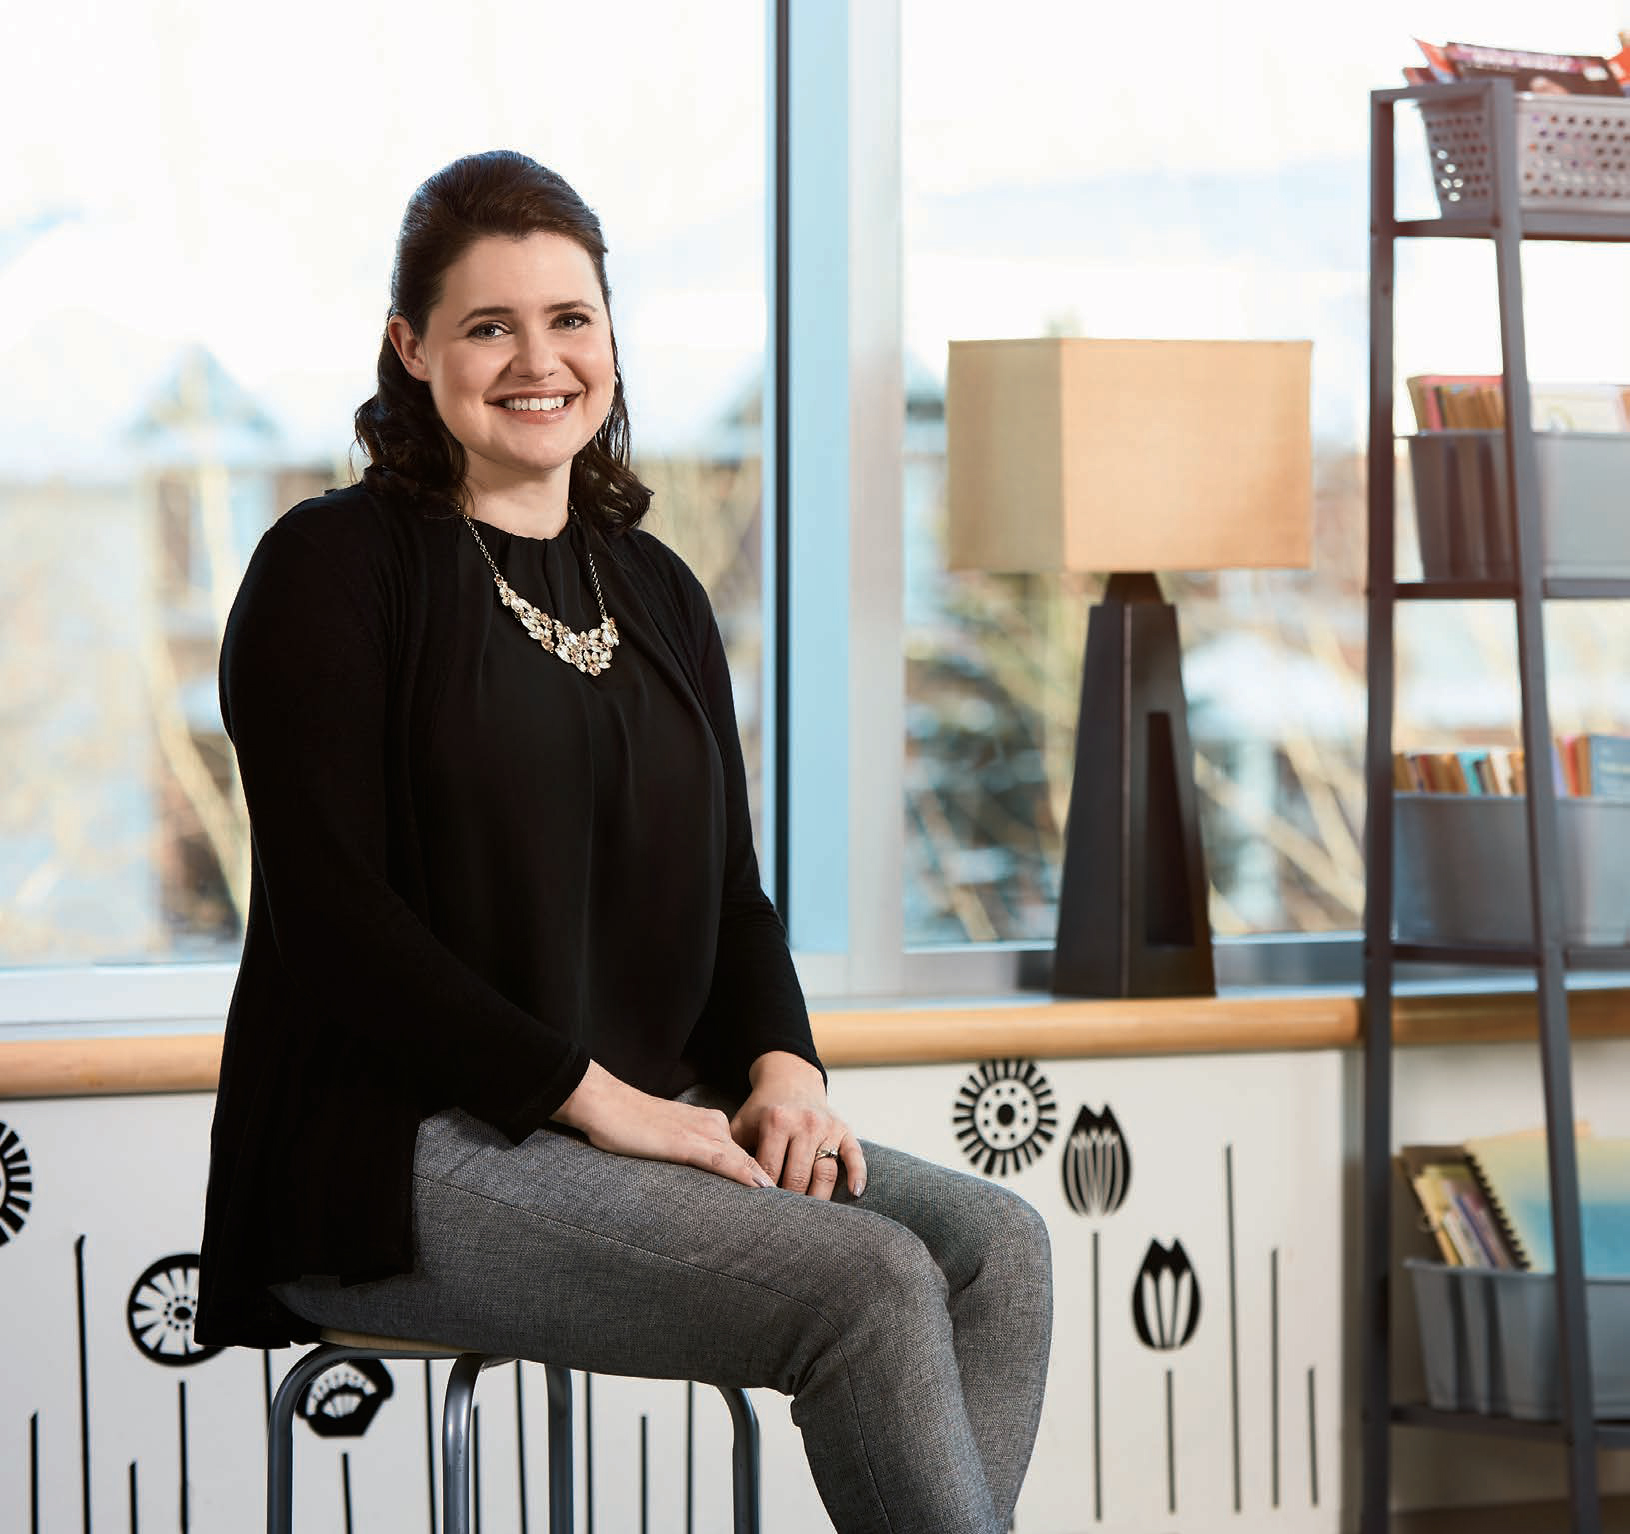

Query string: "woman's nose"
[[510, 332, 560, 381]]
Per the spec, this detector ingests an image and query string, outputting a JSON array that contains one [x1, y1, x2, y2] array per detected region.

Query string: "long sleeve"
[[221, 512, 591, 1140]]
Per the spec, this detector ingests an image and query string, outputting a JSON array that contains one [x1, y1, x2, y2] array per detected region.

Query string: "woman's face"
[[389, 231, 616, 501]]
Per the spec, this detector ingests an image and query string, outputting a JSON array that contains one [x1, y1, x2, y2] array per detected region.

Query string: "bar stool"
[[265, 1329, 761, 1534]]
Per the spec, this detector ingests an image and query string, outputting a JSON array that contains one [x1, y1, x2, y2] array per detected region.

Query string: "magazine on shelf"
[[1414, 36, 1623, 95]]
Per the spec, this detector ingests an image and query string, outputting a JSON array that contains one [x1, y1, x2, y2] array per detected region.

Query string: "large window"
[[7, 1, 1627, 996], [900, 0, 1630, 946], [0, 1, 766, 967]]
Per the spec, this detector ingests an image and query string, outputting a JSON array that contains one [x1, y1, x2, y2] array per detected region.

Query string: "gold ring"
[[814, 1146, 840, 1161]]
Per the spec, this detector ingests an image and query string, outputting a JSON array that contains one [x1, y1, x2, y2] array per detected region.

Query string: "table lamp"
[[945, 337, 1312, 997]]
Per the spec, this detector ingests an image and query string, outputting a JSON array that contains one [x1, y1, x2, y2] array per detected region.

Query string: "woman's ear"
[[387, 316, 431, 382]]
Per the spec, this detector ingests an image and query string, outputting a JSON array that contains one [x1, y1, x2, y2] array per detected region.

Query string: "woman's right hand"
[[551, 1061, 775, 1189]]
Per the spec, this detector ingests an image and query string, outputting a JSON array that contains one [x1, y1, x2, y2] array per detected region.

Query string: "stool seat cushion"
[[318, 1327, 476, 1356]]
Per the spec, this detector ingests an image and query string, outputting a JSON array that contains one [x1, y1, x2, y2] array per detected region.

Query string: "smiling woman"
[[196, 150, 1054, 1534]]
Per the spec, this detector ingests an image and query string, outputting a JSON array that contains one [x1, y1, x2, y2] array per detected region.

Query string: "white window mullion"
[[781, 0, 906, 998]]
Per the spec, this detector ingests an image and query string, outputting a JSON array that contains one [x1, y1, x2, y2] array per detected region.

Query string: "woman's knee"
[[970, 1184, 1052, 1291]]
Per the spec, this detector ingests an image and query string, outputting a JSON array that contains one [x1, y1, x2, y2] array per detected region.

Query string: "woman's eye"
[[469, 321, 506, 339], [557, 312, 590, 330]]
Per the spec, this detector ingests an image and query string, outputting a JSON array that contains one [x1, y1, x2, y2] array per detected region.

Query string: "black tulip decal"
[[299, 1358, 395, 1438], [0, 1122, 32, 1246], [1062, 1104, 1132, 1217], [126, 1254, 222, 1366], [1132, 1239, 1201, 1351], [952, 1059, 1058, 1177]]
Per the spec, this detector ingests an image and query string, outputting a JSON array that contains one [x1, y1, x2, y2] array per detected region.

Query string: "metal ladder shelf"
[[1362, 78, 1630, 1534]]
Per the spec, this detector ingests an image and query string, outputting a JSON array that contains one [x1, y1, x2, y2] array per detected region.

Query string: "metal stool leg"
[[266, 1345, 347, 1534], [442, 1353, 488, 1534], [544, 1365, 574, 1534], [717, 1386, 761, 1534]]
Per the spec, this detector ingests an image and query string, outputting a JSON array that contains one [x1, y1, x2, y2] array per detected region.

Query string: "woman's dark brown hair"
[[354, 151, 651, 536]]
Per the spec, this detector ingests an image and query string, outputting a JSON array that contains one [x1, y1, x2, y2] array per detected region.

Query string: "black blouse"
[[197, 485, 821, 1348], [425, 512, 723, 1100]]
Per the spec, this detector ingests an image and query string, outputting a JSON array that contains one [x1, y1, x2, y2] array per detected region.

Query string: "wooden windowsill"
[[2, 986, 1628, 1100]]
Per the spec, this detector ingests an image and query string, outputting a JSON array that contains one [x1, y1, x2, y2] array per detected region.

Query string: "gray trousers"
[[274, 1093, 1053, 1534]]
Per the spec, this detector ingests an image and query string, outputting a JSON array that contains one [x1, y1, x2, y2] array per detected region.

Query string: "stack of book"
[[1400, 1132, 1630, 1276], [1394, 734, 1630, 797], [1406, 375, 1630, 434]]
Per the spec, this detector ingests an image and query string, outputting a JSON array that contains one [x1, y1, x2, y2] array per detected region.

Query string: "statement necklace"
[[462, 510, 620, 676]]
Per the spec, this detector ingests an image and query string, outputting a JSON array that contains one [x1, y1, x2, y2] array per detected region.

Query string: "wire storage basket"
[[1421, 92, 1630, 215]]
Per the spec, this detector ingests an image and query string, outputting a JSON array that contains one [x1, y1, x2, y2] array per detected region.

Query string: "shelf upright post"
[[1359, 85, 1400, 1534], [1484, 77, 1602, 1529]]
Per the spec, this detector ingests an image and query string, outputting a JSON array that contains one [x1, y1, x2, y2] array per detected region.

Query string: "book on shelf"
[[1588, 734, 1630, 799], [1393, 736, 1628, 798], [1462, 1131, 1630, 1276]]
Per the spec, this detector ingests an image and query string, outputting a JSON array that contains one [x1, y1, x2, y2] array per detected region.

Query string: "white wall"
[[0, 1049, 1347, 1534]]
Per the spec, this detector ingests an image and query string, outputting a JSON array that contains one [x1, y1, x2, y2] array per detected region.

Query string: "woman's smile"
[[491, 392, 581, 420]]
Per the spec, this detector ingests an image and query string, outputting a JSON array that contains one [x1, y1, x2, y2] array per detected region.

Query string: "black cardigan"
[[196, 485, 821, 1348]]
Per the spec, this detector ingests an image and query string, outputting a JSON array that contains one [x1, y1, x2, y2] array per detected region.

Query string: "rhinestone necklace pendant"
[[463, 511, 619, 677]]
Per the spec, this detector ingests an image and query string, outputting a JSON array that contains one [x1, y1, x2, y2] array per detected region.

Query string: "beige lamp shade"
[[945, 337, 1313, 573]]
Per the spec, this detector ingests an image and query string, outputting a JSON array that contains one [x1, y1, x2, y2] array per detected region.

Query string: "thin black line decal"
[[177, 1381, 189, 1534], [127, 1461, 137, 1534], [686, 1380, 695, 1534], [584, 1375, 595, 1534], [1270, 1249, 1281, 1508], [640, 1414, 650, 1534], [1092, 1230, 1102, 1522], [1225, 1145, 1241, 1513], [424, 1361, 438, 1534], [261, 1353, 273, 1423], [515, 1363, 530, 1534], [1164, 1368, 1176, 1515], [341, 1453, 354, 1534], [473, 1403, 483, 1534], [31, 1412, 41, 1534], [76, 1235, 92, 1534], [1307, 1367, 1319, 1507]]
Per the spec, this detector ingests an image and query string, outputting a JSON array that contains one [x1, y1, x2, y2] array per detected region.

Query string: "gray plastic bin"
[[1407, 1258, 1630, 1420], [1394, 794, 1630, 948], [1407, 431, 1630, 582]]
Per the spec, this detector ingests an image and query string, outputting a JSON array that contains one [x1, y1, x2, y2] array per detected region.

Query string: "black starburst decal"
[[1132, 1239, 1202, 1351], [952, 1059, 1058, 1177], [0, 1122, 32, 1246], [1062, 1103, 1132, 1217], [299, 1359, 395, 1438], [127, 1254, 222, 1366]]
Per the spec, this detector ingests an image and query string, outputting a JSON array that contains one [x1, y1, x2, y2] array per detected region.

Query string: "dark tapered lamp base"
[[1052, 572, 1216, 998]]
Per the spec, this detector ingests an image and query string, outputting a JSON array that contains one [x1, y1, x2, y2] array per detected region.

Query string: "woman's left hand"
[[730, 1052, 866, 1199]]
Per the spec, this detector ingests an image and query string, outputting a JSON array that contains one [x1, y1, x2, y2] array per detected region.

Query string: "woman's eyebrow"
[[455, 299, 600, 326]]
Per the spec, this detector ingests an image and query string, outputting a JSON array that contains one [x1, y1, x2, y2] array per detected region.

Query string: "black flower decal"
[[0, 1122, 32, 1246], [299, 1359, 395, 1438], [1061, 1103, 1132, 1217], [952, 1059, 1058, 1177], [1132, 1239, 1201, 1351], [127, 1254, 222, 1366]]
